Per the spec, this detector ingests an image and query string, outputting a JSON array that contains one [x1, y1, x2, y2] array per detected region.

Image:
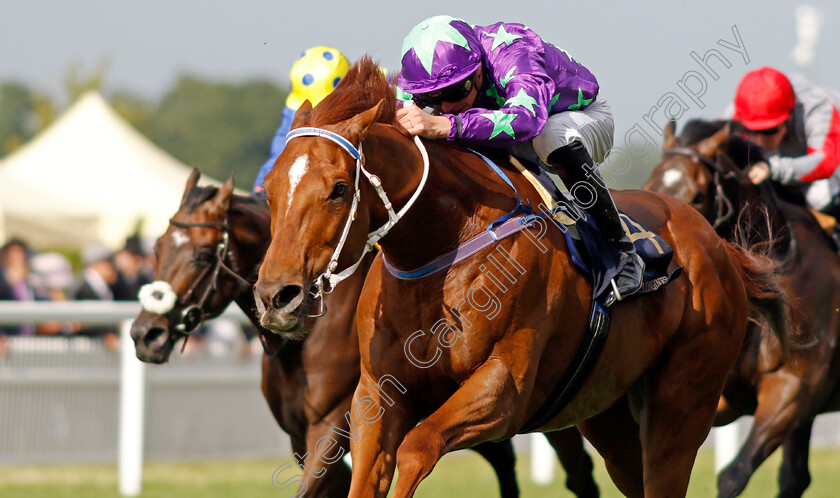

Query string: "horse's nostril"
[[273, 285, 303, 310], [143, 326, 166, 347]]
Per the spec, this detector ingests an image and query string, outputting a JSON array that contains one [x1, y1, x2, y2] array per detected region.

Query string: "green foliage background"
[[137, 76, 287, 190]]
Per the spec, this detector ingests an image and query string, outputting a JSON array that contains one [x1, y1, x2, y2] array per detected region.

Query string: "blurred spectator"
[[30, 251, 75, 336], [112, 235, 152, 301], [30, 251, 73, 301], [205, 318, 252, 358], [0, 239, 41, 341], [69, 242, 119, 351]]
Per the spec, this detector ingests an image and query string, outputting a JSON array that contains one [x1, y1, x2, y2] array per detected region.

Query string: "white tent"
[[0, 91, 223, 250]]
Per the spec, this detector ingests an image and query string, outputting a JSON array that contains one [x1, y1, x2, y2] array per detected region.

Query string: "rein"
[[284, 124, 430, 317], [162, 217, 251, 336]]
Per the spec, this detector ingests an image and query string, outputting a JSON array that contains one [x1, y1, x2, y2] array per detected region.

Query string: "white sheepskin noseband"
[[138, 280, 178, 315]]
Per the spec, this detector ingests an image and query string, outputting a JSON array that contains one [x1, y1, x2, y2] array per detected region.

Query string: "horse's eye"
[[329, 183, 348, 200], [691, 191, 706, 205], [195, 249, 214, 266]]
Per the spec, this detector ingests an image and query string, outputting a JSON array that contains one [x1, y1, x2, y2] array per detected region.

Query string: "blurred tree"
[[64, 58, 111, 102], [0, 82, 54, 157], [110, 90, 153, 131], [140, 75, 287, 190]]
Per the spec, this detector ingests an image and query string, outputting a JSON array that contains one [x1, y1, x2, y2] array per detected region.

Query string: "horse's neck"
[[229, 195, 271, 277], [365, 130, 514, 271], [229, 196, 271, 327]]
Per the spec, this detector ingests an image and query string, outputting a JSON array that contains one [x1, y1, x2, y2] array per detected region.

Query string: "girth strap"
[[520, 302, 612, 432]]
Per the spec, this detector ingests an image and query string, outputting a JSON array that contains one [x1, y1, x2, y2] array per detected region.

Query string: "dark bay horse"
[[645, 119, 840, 498], [254, 58, 793, 497], [129, 169, 597, 497]]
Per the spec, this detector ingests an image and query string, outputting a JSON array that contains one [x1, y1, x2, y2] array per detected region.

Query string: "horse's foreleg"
[[299, 415, 353, 498], [778, 418, 814, 498], [717, 373, 809, 498], [576, 396, 644, 498], [347, 371, 414, 498], [470, 440, 519, 498], [391, 358, 518, 498], [543, 428, 599, 498]]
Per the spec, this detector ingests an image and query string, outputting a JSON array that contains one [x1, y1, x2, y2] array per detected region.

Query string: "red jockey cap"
[[733, 66, 796, 130]]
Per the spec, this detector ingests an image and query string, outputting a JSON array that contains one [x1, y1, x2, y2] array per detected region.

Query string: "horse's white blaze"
[[172, 230, 190, 248], [287, 154, 310, 214], [662, 169, 684, 188]]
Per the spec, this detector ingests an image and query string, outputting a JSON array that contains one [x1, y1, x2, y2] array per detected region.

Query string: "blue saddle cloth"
[[522, 163, 683, 303]]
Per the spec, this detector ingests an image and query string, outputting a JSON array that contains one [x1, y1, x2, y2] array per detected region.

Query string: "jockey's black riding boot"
[[546, 140, 645, 306]]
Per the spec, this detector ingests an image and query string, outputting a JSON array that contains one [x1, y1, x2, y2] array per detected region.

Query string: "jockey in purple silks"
[[395, 15, 643, 304]]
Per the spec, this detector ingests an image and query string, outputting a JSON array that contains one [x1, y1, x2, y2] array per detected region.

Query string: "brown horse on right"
[[254, 58, 795, 497], [645, 119, 840, 497]]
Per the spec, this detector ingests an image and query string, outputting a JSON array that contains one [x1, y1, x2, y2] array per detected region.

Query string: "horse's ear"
[[291, 101, 314, 129], [663, 121, 677, 149], [208, 173, 235, 216], [697, 123, 731, 158], [341, 99, 386, 143], [181, 168, 201, 207], [217, 173, 235, 205]]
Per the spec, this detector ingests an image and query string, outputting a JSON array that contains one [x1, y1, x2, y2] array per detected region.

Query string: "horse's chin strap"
[[284, 126, 430, 316]]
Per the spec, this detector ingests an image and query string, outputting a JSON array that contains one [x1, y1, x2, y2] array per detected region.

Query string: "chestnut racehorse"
[[254, 59, 793, 497], [130, 169, 598, 497], [645, 119, 840, 498]]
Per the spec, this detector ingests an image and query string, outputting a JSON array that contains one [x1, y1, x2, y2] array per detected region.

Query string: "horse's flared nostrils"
[[130, 312, 176, 364], [254, 252, 309, 334]]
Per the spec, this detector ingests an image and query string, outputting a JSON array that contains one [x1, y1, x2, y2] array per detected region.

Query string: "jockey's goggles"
[[412, 71, 476, 107]]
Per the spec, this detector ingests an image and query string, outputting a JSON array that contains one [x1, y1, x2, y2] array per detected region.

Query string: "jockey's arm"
[[252, 106, 296, 194], [432, 31, 597, 147], [768, 97, 840, 184], [448, 70, 555, 147]]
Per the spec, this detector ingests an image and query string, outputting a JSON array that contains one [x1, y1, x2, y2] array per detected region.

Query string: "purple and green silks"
[[398, 16, 599, 147]]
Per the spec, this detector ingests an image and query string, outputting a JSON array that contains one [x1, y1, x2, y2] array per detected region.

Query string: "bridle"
[[283, 121, 430, 317], [661, 147, 737, 229], [165, 217, 251, 335]]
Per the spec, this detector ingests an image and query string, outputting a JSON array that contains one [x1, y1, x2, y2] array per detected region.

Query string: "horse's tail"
[[722, 237, 797, 357]]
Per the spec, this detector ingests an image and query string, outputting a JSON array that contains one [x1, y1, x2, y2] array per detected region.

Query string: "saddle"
[[510, 156, 683, 303]]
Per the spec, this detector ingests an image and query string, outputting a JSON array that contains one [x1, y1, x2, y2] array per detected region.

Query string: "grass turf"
[[1, 448, 839, 497]]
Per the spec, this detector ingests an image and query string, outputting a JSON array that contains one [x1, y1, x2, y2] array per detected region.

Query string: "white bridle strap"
[[286, 127, 362, 159], [284, 126, 430, 293]]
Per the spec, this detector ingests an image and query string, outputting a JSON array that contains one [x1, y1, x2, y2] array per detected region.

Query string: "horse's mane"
[[678, 119, 765, 171], [311, 56, 396, 127]]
